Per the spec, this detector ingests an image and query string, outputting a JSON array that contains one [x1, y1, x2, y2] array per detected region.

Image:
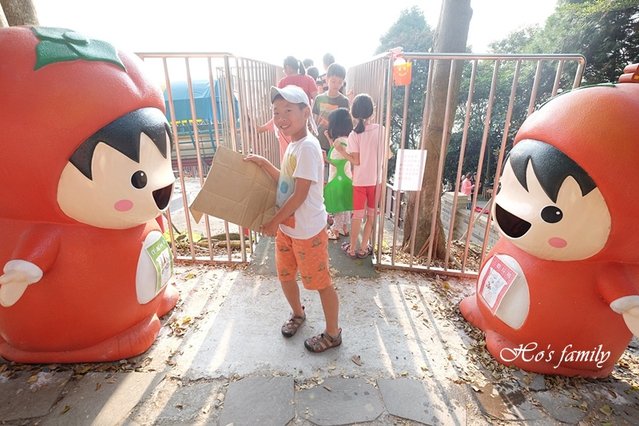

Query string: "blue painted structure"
[[163, 80, 239, 150]]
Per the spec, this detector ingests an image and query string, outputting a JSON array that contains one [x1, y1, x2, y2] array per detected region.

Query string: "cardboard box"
[[189, 147, 277, 230]]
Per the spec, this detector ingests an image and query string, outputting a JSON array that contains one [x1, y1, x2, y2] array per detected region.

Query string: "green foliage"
[[376, 1, 637, 190], [444, 0, 638, 187], [491, 0, 639, 83], [443, 58, 570, 187], [376, 7, 434, 55]]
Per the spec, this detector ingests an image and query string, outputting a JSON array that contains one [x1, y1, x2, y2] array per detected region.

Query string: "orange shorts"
[[275, 228, 332, 290]]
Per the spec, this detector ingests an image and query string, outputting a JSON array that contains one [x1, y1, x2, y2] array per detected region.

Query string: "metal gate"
[[347, 53, 585, 277], [137, 53, 281, 263], [138, 51, 585, 277]]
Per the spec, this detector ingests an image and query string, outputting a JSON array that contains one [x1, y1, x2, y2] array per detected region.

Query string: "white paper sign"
[[392, 149, 427, 191]]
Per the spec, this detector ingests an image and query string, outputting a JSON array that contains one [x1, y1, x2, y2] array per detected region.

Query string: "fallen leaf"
[[599, 404, 612, 416]]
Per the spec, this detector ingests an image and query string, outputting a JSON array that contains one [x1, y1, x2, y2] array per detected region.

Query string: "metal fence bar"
[[407, 58, 435, 266], [456, 59, 478, 273], [476, 60, 502, 264], [162, 58, 182, 261], [375, 57, 393, 264], [426, 59, 458, 269]]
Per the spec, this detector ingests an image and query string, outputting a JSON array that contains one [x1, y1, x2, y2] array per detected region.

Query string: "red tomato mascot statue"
[[0, 27, 178, 363], [460, 64, 639, 377]]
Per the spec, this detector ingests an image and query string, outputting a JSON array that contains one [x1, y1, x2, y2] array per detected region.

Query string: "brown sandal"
[[340, 242, 357, 259], [281, 307, 306, 337], [357, 244, 373, 259], [304, 328, 342, 353]]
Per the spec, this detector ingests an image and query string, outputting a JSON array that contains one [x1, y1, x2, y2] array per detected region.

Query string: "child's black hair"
[[326, 63, 346, 80], [306, 66, 320, 81], [322, 53, 335, 68], [327, 108, 353, 139], [70, 107, 172, 180], [508, 139, 596, 203], [283, 56, 305, 75], [351, 93, 374, 134]]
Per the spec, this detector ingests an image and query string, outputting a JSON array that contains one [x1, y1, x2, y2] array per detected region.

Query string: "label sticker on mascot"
[[460, 73, 639, 378], [0, 27, 178, 363]]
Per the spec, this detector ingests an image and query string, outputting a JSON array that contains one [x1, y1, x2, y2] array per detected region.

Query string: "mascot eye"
[[541, 205, 563, 223], [131, 170, 148, 189]]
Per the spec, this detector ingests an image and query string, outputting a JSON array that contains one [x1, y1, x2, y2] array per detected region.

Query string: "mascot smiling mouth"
[[153, 183, 174, 210], [495, 203, 531, 238]]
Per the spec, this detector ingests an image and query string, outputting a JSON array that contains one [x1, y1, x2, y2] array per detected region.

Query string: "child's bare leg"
[[349, 217, 362, 254], [359, 213, 375, 253], [317, 285, 340, 336], [280, 280, 304, 317]]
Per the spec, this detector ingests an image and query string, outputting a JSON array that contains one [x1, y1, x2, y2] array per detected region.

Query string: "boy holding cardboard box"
[[244, 85, 342, 353]]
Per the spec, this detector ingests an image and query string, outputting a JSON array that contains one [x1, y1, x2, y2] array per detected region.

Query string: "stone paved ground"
[[1, 256, 638, 425]]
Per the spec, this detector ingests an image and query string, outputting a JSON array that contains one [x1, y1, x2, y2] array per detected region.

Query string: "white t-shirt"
[[347, 123, 385, 186], [277, 134, 327, 239]]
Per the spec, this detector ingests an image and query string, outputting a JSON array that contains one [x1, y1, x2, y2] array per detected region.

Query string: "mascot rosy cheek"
[[460, 65, 639, 378], [0, 27, 178, 363]]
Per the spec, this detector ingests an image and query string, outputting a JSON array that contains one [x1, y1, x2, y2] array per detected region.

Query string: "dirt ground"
[[1, 260, 638, 425]]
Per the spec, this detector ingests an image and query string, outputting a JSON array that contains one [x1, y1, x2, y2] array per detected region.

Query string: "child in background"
[[461, 173, 474, 196], [278, 56, 318, 102], [245, 85, 342, 353], [306, 66, 320, 83], [257, 56, 318, 162], [317, 53, 335, 93], [323, 108, 353, 240], [461, 173, 475, 209], [333, 94, 387, 259], [313, 63, 349, 155]]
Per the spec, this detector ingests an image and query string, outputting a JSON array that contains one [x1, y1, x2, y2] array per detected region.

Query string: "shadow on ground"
[[248, 235, 378, 279]]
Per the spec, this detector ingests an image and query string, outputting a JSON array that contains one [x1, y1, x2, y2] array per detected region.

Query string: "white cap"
[[270, 85, 311, 106]]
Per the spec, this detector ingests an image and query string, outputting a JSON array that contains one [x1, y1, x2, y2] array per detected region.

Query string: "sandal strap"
[[285, 315, 305, 325], [281, 307, 306, 337], [340, 242, 357, 257], [305, 329, 342, 352]]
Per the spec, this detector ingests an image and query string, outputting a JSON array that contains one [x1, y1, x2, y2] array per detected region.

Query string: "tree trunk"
[[402, 0, 472, 260], [0, 0, 38, 26]]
